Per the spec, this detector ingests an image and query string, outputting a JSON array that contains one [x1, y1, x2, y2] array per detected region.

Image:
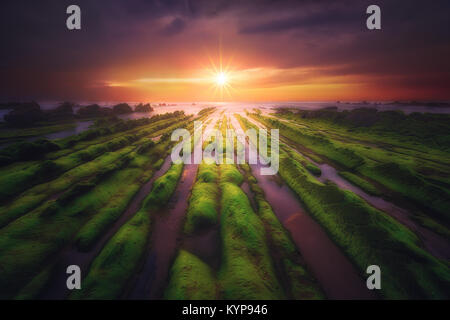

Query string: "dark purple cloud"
[[163, 17, 187, 36]]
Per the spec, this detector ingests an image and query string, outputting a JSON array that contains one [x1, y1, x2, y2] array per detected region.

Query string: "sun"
[[202, 45, 236, 100], [210, 69, 233, 100], [215, 72, 227, 86], [215, 72, 228, 87]]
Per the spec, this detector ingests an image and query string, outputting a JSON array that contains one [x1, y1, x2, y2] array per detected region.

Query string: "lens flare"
[[215, 72, 228, 87]]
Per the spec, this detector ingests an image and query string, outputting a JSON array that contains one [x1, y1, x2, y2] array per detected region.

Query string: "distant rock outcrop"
[[3, 101, 44, 126], [112, 103, 133, 115], [55, 102, 75, 114], [134, 103, 153, 112], [0, 102, 26, 110], [46, 102, 75, 120], [77, 104, 112, 118]]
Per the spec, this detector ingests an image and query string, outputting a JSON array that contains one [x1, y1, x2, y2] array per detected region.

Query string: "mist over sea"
[[1, 100, 448, 147], [2, 101, 448, 122]]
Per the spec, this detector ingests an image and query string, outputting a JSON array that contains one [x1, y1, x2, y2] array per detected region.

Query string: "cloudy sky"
[[1, 0, 450, 102]]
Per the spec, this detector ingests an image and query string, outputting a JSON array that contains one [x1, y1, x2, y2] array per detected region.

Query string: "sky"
[[1, 0, 450, 102]]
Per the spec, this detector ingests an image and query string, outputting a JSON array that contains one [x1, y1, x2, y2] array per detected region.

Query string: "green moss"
[[74, 168, 144, 251], [276, 107, 450, 154], [218, 181, 284, 299], [146, 163, 183, 207], [170, 136, 287, 299], [166, 160, 219, 299], [220, 164, 244, 185], [184, 165, 219, 235], [305, 163, 322, 176], [0, 154, 164, 298], [70, 203, 151, 300], [0, 122, 76, 140], [197, 162, 219, 183], [0, 112, 203, 299], [0, 146, 135, 228], [359, 162, 450, 223], [0, 135, 181, 299], [263, 111, 450, 228], [278, 152, 450, 299], [0, 113, 189, 206], [239, 163, 324, 299], [70, 162, 184, 300], [339, 171, 381, 196], [0, 116, 188, 230], [153, 158, 164, 169], [13, 264, 54, 300], [252, 114, 364, 170], [413, 214, 450, 239], [165, 250, 217, 300], [57, 181, 96, 205], [281, 145, 321, 176]]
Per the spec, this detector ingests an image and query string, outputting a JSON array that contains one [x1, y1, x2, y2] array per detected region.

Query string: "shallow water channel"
[[248, 114, 450, 261], [229, 114, 375, 299], [124, 116, 219, 299], [39, 152, 174, 299]]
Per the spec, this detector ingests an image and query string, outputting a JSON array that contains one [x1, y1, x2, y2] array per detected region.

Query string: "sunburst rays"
[[201, 41, 237, 101]]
